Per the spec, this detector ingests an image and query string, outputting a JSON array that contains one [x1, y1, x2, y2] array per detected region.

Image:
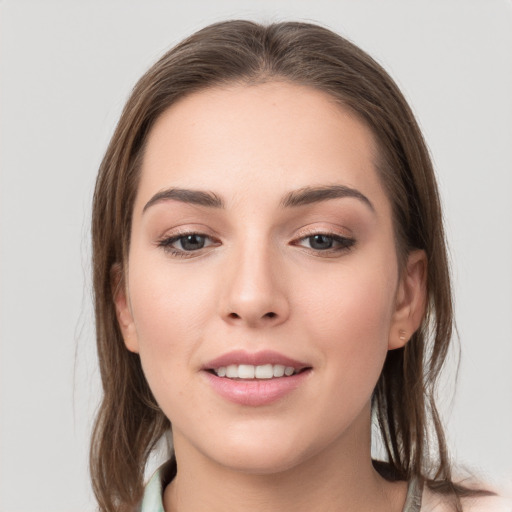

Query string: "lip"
[[204, 370, 311, 406], [203, 350, 309, 371], [202, 350, 312, 406]]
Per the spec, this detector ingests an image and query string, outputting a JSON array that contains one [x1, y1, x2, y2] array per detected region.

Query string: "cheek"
[[129, 249, 215, 336], [295, 256, 397, 383], [126, 257, 216, 401]]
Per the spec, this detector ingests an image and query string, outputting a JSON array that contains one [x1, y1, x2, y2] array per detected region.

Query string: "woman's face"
[[116, 82, 425, 474]]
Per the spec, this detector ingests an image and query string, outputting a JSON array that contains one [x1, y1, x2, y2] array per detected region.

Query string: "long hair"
[[92, 20, 462, 511]]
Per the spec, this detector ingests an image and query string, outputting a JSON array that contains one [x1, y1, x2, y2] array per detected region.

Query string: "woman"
[[90, 20, 503, 512]]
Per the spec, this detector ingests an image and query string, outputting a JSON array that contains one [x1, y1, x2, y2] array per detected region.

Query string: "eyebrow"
[[142, 184, 374, 213], [280, 185, 375, 212], [142, 188, 224, 212]]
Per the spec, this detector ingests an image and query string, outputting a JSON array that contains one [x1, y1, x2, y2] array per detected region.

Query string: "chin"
[[193, 425, 329, 476], [214, 446, 310, 476]]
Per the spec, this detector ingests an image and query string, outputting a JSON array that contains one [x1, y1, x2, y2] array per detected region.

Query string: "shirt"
[[138, 459, 423, 512]]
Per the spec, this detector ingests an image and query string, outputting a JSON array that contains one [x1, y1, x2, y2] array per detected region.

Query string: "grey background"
[[1, 1, 511, 510]]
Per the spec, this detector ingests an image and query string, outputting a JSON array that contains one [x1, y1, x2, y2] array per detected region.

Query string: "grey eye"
[[296, 233, 355, 253], [308, 234, 334, 250], [178, 234, 207, 251]]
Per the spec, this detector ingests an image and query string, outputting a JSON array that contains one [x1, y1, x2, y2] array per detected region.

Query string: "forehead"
[[136, 81, 388, 215]]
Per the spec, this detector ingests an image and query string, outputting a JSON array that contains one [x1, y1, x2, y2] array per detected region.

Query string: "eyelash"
[[156, 231, 355, 258], [293, 231, 356, 255], [157, 232, 219, 258]]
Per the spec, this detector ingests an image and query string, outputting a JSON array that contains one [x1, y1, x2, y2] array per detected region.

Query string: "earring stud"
[[399, 329, 407, 341]]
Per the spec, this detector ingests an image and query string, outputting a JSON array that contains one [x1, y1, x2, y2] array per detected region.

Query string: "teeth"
[[226, 365, 238, 378], [213, 364, 297, 379], [238, 364, 255, 379], [273, 364, 285, 377], [255, 364, 273, 379], [284, 366, 294, 376]]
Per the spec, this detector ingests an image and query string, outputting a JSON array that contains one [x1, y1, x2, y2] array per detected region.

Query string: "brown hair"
[[91, 20, 469, 511]]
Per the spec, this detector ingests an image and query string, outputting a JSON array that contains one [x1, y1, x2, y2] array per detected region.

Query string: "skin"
[[115, 82, 427, 512]]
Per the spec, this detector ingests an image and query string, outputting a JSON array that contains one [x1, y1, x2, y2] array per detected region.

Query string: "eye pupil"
[[309, 234, 333, 250], [181, 234, 205, 250]]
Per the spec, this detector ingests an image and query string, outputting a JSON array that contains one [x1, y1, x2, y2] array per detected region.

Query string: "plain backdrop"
[[0, 1, 511, 511]]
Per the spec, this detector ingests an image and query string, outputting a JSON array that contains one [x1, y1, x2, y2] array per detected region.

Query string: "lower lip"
[[203, 370, 311, 406]]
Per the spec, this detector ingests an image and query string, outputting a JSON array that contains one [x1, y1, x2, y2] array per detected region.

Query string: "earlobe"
[[111, 263, 139, 353], [388, 250, 427, 350]]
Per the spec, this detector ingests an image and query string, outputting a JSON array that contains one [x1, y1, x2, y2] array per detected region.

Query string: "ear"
[[388, 250, 427, 350], [111, 263, 139, 353]]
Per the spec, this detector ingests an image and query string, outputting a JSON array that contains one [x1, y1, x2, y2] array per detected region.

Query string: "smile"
[[203, 350, 311, 406], [213, 364, 298, 379]]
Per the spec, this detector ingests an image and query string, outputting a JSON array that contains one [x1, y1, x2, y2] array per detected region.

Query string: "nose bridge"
[[221, 231, 289, 327]]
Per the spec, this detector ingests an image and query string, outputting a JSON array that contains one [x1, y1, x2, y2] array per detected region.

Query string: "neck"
[[163, 407, 407, 512]]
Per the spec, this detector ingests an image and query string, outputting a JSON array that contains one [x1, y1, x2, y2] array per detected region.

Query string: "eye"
[[157, 232, 217, 257], [307, 234, 336, 250], [295, 233, 355, 253], [175, 234, 208, 251]]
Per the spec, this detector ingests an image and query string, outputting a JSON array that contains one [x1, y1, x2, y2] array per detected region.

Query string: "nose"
[[219, 242, 290, 329]]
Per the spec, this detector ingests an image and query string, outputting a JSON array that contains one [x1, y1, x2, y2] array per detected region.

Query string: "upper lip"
[[203, 350, 310, 370]]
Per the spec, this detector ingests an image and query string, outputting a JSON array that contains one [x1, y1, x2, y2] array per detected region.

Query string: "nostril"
[[225, 311, 278, 322]]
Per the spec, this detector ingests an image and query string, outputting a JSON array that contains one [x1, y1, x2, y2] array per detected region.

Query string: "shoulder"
[[421, 481, 512, 512], [460, 494, 512, 512], [460, 479, 512, 512], [460, 481, 512, 512]]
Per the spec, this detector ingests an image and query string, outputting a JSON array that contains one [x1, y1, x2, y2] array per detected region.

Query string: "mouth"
[[203, 350, 311, 380], [208, 363, 306, 379], [202, 350, 311, 406]]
